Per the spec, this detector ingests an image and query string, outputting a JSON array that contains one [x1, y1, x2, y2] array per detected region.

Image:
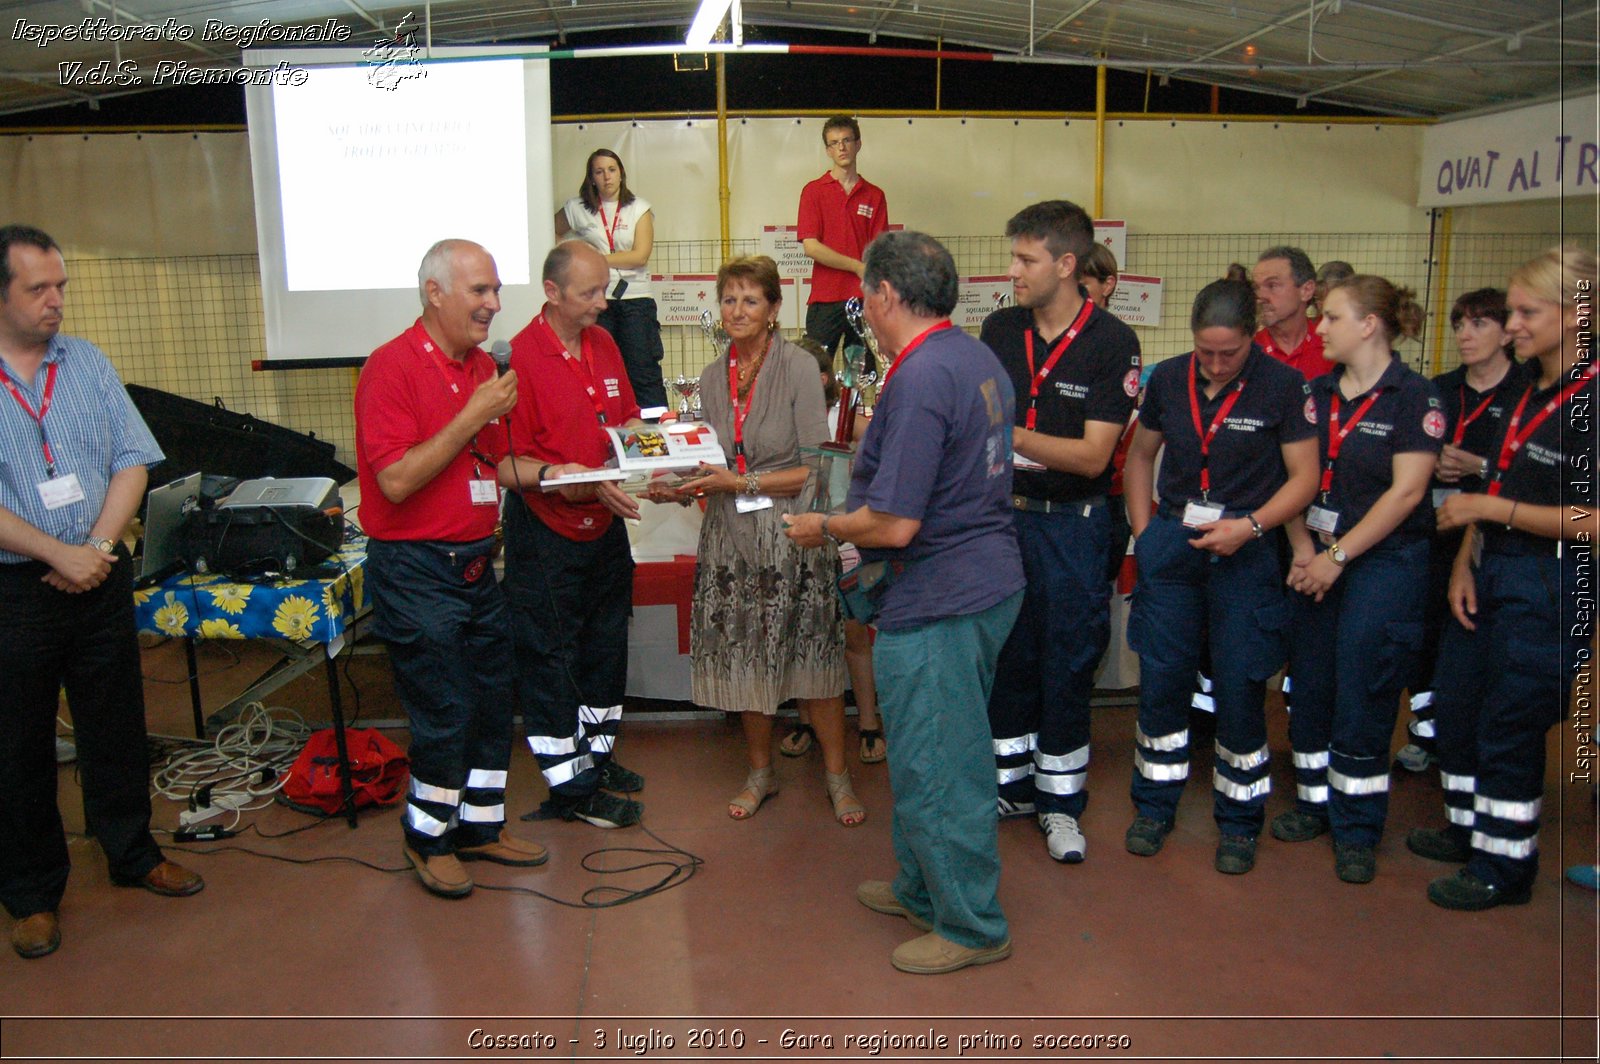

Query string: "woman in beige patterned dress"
[[666, 255, 862, 825]]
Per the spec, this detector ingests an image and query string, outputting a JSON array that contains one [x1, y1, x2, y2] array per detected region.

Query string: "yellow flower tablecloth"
[[134, 540, 367, 644]]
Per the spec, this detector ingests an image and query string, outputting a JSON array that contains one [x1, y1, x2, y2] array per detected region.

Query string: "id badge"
[[1182, 500, 1224, 528], [469, 479, 499, 506], [37, 472, 86, 511], [1431, 487, 1460, 509], [735, 493, 774, 514], [1306, 505, 1339, 535]]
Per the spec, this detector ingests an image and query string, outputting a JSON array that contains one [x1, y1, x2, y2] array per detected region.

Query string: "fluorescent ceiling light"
[[686, 0, 735, 47]]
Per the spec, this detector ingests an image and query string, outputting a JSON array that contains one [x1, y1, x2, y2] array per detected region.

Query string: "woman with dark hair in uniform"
[[1122, 279, 1320, 874], [1395, 288, 1517, 774], [1272, 276, 1440, 884], [1408, 245, 1598, 910]]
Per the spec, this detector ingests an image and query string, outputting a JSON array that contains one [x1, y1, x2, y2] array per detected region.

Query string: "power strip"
[[179, 793, 251, 828]]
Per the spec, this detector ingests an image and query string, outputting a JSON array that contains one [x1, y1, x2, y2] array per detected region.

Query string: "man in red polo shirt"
[[499, 241, 648, 829], [355, 238, 548, 899], [798, 114, 889, 358], [1252, 246, 1335, 380]]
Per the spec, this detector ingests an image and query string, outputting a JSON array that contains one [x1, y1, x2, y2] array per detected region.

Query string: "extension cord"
[[179, 793, 250, 827]]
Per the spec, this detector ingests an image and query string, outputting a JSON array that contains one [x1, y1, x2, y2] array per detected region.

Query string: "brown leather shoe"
[[11, 912, 60, 959], [890, 931, 1012, 975], [456, 830, 549, 867], [404, 847, 473, 898], [117, 860, 205, 897]]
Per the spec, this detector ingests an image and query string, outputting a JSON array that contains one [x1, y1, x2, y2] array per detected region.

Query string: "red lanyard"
[[538, 314, 609, 425], [1320, 389, 1384, 496], [1021, 298, 1094, 430], [727, 336, 773, 475], [1186, 356, 1246, 499], [879, 320, 954, 397], [3, 361, 59, 476], [1486, 363, 1600, 496], [1452, 383, 1497, 447], [596, 202, 622, 252]]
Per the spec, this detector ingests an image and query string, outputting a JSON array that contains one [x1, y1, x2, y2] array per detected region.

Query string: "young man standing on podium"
[[355, 238, 547, 899], [0, 223, 203, 960], [498, 241, 649, 830], [798, 115, 889, 357]]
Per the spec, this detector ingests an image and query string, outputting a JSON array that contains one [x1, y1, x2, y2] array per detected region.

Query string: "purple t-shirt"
[[847, 324, 1025, 632]]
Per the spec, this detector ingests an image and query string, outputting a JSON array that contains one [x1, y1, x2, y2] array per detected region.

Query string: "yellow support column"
[[1430, 208, 1454, 375], [717, 53, 731, 262], [1094, 64, 1106, 218]]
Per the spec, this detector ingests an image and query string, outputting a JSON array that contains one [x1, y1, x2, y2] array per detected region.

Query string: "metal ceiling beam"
[[1301, 4, 1599, 105], [1160, 0, 1338, 69], [337, 0, 386, 32], [1030, 0, 1105, 55], [80, 0, 235, 62]]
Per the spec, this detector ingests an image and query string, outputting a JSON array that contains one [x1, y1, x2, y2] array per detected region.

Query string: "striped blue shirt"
[[0, 334, 162, 564]]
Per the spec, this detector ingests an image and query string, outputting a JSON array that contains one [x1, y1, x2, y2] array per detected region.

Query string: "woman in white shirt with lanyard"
[[555, 149, 668, 411]]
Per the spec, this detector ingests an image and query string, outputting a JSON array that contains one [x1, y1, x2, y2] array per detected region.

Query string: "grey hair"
[[862, 230, 959, 318], [417, 238, 474, 306], [1257, 245, 1316, 287]]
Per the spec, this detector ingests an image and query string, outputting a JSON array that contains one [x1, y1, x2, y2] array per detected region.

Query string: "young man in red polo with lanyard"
[[1253, 246, 1335, 381], [356, 238, 548, 899], [499, 241, 648, 830], [797, 115, 889, 358]]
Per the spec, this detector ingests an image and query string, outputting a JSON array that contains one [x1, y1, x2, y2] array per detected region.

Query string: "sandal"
[[858, 727, 886, 764], [778, 723, 816, 758], [728, 767, 778, 820], [826, 770, 867, 827]]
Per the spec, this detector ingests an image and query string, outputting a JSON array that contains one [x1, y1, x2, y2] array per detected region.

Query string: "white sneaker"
[[1395, 743, 1436, 773], [1040, 812, 1086, 863], [55, 737, 76, 764], [997, 796, 1036, 819]]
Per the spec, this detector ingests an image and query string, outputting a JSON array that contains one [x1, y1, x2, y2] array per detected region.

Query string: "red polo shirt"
[[796, 171, 888, 304], [1255, 321, 1334, 380], [354, 319, 506, 542], [506, 310, 640, 542]]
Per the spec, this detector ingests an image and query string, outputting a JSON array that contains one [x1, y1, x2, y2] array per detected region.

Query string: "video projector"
[[177, 477, 345, 576]]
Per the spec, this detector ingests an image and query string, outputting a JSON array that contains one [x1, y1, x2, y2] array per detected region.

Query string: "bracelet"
[[1506, 500, 1519, 530], [536, 463, 552, 483], [1246, 513, 1264, 539], [744, 472, 761, 495]]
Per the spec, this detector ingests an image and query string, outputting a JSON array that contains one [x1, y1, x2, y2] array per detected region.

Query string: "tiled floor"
[[2, 637, 1595, 1062]]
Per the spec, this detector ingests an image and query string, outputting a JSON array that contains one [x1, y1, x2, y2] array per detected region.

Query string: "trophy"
[[668, 375, 701, 420], [836, 297, 882, 445]]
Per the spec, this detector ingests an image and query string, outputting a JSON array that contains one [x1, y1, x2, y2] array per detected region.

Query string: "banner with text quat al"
[[1418, 95, 1598, 208]]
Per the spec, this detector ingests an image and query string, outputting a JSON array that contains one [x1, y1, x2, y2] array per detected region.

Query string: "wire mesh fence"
[[64, 230, 1578, 466]]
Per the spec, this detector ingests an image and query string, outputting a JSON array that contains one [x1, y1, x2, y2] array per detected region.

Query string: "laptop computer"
[[135, 472, 202, 588]]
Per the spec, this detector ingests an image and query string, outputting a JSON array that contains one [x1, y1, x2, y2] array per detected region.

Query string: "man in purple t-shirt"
[[786, 231, 1023, 976]]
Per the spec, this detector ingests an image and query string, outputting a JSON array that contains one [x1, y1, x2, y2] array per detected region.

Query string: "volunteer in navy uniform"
[[1409, 246, 1598, 911], [1395, 289, 1517, 775], [355, 238, 547, 899], [980, 200, 1140, 863], [0, 224, 203, 960], [1274, 277, 1441, 885], [1122, 279, 1319, 874]]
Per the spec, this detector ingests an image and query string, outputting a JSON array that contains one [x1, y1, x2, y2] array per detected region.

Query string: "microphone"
[[490, 340, 512, 377]]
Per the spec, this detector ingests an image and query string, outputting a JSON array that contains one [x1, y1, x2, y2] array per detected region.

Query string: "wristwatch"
[[1327, 541, 1349, 566], [822, 515, 843, 546], [1246, 513, 1265, 539], [88, 536, 115, 554]]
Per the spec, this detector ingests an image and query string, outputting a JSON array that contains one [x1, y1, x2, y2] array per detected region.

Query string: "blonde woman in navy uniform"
[[1409, 246, 1598, 910], [1273, 277, 1441, 884]]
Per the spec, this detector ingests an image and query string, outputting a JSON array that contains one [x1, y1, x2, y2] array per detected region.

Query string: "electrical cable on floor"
[[150, 701, 310, 817], [163, 810, 705, 908]]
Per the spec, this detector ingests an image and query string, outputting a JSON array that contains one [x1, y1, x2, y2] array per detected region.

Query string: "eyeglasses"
[[825, 136, 858, 150]]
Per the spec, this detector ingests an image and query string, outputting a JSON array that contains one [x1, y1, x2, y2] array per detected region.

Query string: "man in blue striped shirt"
[[0, 224, 203, 960]]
